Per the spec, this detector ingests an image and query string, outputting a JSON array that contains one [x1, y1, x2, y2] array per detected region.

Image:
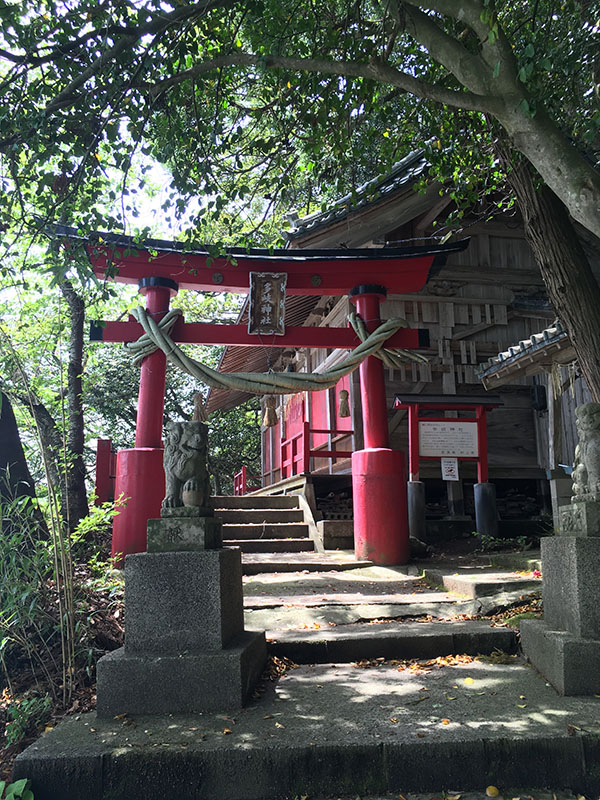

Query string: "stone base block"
[[541, 536, 600, 638], [317, 520, 354, 550], [559, 500, 600, 536], [96, 631, 267, 717], [125, 549, 244, 654], [147, 515, 222, 552], [521, 618, 600, 695]]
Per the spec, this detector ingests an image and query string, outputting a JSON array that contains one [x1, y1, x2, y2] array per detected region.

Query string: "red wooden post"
[[349, 285, 409, 565], [350, 289, 389, 449], [134, 279, 176, 448], [302, 421, 311, 474], [476, 405, 488, 483], [111, 277, 178, 563]]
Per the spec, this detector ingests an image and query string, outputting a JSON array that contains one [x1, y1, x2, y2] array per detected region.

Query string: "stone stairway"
[[212, 493, 315, 556]]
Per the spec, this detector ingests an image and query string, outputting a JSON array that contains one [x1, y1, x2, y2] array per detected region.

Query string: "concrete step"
[[215, 509, 305, 524], [266, 619, 517, 663], [212, 494, 299, 509], [423, 566, 541, 599], [225, 538, 315, 553], [21, 659, 600, 798], [222, 523, 310, 539], [242, 552, 372, 575]]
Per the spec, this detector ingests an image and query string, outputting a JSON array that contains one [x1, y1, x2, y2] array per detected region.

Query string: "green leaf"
[[488, 28, 496, 45], [519, 66, 528, 83]]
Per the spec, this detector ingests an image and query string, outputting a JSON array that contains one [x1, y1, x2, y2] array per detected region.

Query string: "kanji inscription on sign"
[[418, 421, 478, 458], [248, 272, 287, 335]]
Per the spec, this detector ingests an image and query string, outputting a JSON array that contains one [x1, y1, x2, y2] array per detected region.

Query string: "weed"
[[0, 778, 34, 799], [4, 695, 52, 746]]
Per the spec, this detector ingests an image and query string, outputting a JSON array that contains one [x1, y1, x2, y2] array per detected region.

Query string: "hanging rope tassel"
[[262, 396, 278, 427], [338, 389, 351, 418]]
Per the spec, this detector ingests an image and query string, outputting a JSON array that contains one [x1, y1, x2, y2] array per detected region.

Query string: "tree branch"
[[401, 0, 519, 85], [44, 0, 232, 114], [143, 51, 500, 113], [395, 2, 491, 94]]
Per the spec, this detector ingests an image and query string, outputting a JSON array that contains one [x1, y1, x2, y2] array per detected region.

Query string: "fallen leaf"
[[445, 695, 457, 700], [517, 704, 527, 708], [223, 728, 233, 735], [416, 732, 425, 738], [446, 794, 462, 800], [441, 718, 450, 725], [464, 677, 475, 685], [486, 786, 500, 797], [390, 717, 398, 723], [263, 714, 274, 719], [44, 725, 54, 734], [275, 722, 285, 728]]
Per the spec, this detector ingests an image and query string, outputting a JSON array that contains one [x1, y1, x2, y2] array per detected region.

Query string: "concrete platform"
[[15, 658, 600, 799]]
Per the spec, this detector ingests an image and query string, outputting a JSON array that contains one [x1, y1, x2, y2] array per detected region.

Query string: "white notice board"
[[418, 420, 478, 458]]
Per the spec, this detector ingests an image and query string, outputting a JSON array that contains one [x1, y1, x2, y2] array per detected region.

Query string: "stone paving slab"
[[245, 601, 476, 632], [242, 566, 472, 631], [244, 591, 460, 609], [15, 658, 600, 799], [423, 567, 541, 599], [242, 551, 373, 574], [266, 620, 517, 663], [243, 565, 426, 597]]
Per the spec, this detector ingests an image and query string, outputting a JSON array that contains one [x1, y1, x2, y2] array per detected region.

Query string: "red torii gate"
[[68, 227, 468, 565]]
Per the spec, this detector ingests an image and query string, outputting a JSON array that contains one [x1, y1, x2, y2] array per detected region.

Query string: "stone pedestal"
[[407, 480, 427, 543], [521, 535, 600, 695], [96, 516, 267, 716], [558, 499, 600, 537], [474, 482, 498, 538], [546, 470, 572, 532]]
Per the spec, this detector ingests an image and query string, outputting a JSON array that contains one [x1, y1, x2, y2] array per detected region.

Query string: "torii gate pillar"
[[350, 286, 409, 565], [112, 277, 178, 562]]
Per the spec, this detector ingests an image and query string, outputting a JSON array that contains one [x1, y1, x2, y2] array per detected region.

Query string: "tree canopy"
[[0, 0, 597, 248]]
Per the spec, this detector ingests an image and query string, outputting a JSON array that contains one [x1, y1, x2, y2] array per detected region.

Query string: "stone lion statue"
[[571, 402, 600, 501], [162, 420, 212, 511]]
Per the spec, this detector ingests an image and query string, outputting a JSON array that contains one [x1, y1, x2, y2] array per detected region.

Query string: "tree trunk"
[[60, 280, 89, 531], [0, 391, 48, 536], [507, 164, 600, 401]]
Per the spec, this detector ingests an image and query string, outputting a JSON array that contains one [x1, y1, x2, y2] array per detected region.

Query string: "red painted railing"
[[280, 421, 353, 479], [233, 465, 262, 496]]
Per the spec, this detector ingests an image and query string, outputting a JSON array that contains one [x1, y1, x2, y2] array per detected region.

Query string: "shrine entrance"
[[72, 228, 468, 565]]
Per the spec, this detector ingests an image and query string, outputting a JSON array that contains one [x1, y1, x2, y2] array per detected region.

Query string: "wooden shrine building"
[[208, 150, 575, 538]]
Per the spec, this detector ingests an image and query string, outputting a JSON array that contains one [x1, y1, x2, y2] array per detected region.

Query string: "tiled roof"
[[477, 321, 570, 380], [284, 151, 429, 240]]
